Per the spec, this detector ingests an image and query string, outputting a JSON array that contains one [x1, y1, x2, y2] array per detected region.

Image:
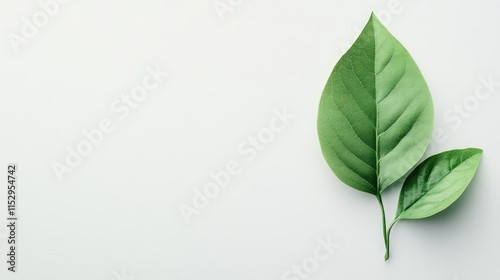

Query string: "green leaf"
[[317, 13, 434, 194], [393, 148, 483, 221]]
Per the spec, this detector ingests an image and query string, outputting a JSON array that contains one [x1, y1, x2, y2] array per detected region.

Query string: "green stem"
[[376, 194, 390, 261], [386, 219, 398, 258]]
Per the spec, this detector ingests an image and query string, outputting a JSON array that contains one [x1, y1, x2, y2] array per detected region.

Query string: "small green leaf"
[[317, 13, 434, 195], [394, 148, 483, 221]]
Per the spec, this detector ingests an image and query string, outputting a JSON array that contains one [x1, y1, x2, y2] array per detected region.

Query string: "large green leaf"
[[317, 13, 434, 194], [394, 148, 483, 221]]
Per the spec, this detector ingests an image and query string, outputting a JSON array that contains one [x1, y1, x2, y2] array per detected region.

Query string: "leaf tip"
[[369, 11, 379, 22], [466, 147, 483, 157]]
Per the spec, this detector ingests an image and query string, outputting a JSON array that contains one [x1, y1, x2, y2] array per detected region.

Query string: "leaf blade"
[[317, 14, 434, 194], [395, 148, 483, 220]]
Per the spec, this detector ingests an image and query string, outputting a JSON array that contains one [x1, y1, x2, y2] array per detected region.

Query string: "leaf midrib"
[[373, 17, 381, 195]]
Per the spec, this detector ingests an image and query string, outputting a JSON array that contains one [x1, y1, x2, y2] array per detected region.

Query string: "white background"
[[0, 0, 499, 279]]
